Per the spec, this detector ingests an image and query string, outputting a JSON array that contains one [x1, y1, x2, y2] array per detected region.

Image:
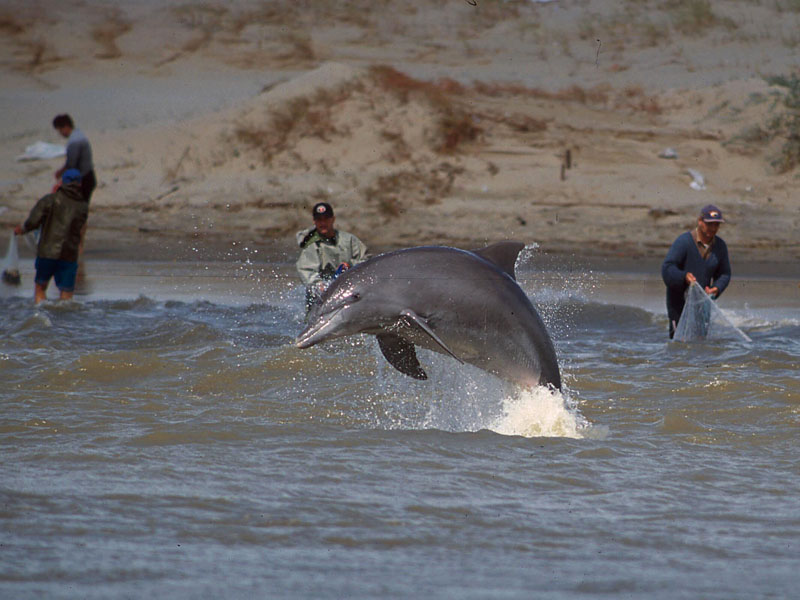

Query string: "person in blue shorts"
[[13, 169, 89, 304], [661, 204, 731, 339]]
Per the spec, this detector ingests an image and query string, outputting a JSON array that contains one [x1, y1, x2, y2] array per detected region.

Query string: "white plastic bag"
[[16, 141, 66, 161], [1, 234, 21, 285]]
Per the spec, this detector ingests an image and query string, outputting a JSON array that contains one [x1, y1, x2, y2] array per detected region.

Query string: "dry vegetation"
[[233, 85, 356, 164], [576, 0, 740, 51], [231, 64, 680, 175], [721, 74, 800, 173], [228, 66, 483, 217], [227, 64, 680, 224], [0, 12, 25, 36], [364, 164, 463, 217], [664, 0, 722, 35], [91, 11, 132, 59], [3, 0, 799, 259], [17, 39, 62, 73], [765, 73, 800, 173], [233, 66, 487, 167], [369, 66, 483, 152], [0, 9, 61, 73]]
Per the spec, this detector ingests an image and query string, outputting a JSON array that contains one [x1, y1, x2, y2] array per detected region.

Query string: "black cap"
[[700, 204, 724, 223], [312, 202, 334, 219]]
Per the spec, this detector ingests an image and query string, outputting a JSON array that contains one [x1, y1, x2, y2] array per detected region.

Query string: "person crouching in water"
[[13, 169, 89, 304], [296, 202, 368, 310]]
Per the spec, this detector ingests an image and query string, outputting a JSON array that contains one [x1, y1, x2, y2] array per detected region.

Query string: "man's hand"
[[335, 262, 351, 277], [705, 286, 719, 298], [685, 272, 697, 285], [13, 224, 23, 236]]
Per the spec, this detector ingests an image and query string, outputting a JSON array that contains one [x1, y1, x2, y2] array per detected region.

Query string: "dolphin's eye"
[[322, 290, 360, 316]]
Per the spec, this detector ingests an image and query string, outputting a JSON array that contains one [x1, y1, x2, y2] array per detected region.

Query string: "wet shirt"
[[295, 228, 368, 287], [22, 183, 89, 262]]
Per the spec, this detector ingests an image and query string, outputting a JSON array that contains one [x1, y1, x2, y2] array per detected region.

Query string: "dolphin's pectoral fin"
[[400, 309, 464, 364], [376, 333, 427, 380]]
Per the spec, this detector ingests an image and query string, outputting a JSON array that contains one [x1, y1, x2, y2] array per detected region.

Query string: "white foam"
[[26, 311, 53, 328], [488, 386, 588, 439]]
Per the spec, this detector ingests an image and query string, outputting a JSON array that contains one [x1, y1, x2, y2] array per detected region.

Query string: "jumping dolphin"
[[295, 241, 561, 390]]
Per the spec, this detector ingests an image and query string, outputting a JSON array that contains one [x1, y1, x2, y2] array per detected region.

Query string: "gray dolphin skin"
[[295, 241, 561, 390]]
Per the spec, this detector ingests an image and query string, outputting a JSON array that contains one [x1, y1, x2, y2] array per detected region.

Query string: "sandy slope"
[[1, 0, 798, 264]]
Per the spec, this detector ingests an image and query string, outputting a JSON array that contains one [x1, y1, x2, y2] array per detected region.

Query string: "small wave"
[[727, 312, 800, 331], [130, 428, 250, 446], [658, 411, 710, 435], [537, 294, 797, 339], [546, 300, 656, 336], [100, 295, 159, 311], [18, 311, 53, 330], [37, 298, 86, 313]]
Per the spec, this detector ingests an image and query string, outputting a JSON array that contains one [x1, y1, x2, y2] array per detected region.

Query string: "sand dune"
[[1, 0, 798, 264]]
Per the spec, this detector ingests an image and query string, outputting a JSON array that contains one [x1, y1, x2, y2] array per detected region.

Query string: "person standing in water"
[[296, 202, 368, 310], [13, 169, 89, 304], [661, 204, 731, 339]]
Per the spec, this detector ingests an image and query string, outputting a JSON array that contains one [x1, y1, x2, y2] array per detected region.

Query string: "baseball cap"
[[700, 204, 724, 223], [62, 168, 81, 184], [312, 202, 334, 219]]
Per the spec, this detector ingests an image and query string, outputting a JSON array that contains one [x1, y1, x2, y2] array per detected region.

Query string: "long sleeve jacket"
[[295, 227, 368, 288], [661, 230, 731, 321], [22, 183, 89, 262]]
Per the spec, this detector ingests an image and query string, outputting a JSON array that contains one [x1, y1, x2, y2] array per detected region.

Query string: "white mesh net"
[[674, 282, 751, 343]]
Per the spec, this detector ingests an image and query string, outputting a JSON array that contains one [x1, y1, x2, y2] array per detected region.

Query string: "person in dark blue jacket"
[[661, 204, 731, 339]]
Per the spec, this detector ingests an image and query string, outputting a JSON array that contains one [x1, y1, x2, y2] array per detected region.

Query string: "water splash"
[[488, 385, 589, 439], [365, 346, 594, 438]]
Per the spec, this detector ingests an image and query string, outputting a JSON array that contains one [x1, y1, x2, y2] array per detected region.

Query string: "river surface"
[[2, 253, 798, 599]]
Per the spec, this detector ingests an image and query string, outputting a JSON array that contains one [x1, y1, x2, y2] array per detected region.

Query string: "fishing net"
[[674, 282, 751, 342], [1, 234, 21, 285]]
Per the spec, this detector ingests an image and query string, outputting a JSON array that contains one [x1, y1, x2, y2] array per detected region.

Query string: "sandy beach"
[[1, 0, 799, 270]]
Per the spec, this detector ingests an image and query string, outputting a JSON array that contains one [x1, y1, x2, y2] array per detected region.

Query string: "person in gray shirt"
[[53, 114, 96, 202]]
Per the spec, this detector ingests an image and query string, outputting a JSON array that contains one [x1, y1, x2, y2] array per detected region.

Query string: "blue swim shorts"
[[34, 257, 79, 292]]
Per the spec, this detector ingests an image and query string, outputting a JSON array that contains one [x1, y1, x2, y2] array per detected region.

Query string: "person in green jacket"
[[296, 202, 368, 310], [13, 169, 89, 304]]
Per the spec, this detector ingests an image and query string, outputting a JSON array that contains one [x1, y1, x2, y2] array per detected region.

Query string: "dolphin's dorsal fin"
[[400, 309, 464, 364], [376, 333, 427, 380], [470, 241, 526, 281]]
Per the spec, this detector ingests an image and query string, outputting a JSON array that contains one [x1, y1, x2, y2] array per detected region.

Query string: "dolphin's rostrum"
[[295, 241, 561, 390]]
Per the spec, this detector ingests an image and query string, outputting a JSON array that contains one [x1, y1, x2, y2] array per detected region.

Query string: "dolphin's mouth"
[[295, 306, 343, 348]]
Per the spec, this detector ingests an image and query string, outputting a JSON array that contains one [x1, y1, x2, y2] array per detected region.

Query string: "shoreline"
[[2, 1, 799, 281], [4, 254, 796, 316], [9, 227, 799, 280]]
